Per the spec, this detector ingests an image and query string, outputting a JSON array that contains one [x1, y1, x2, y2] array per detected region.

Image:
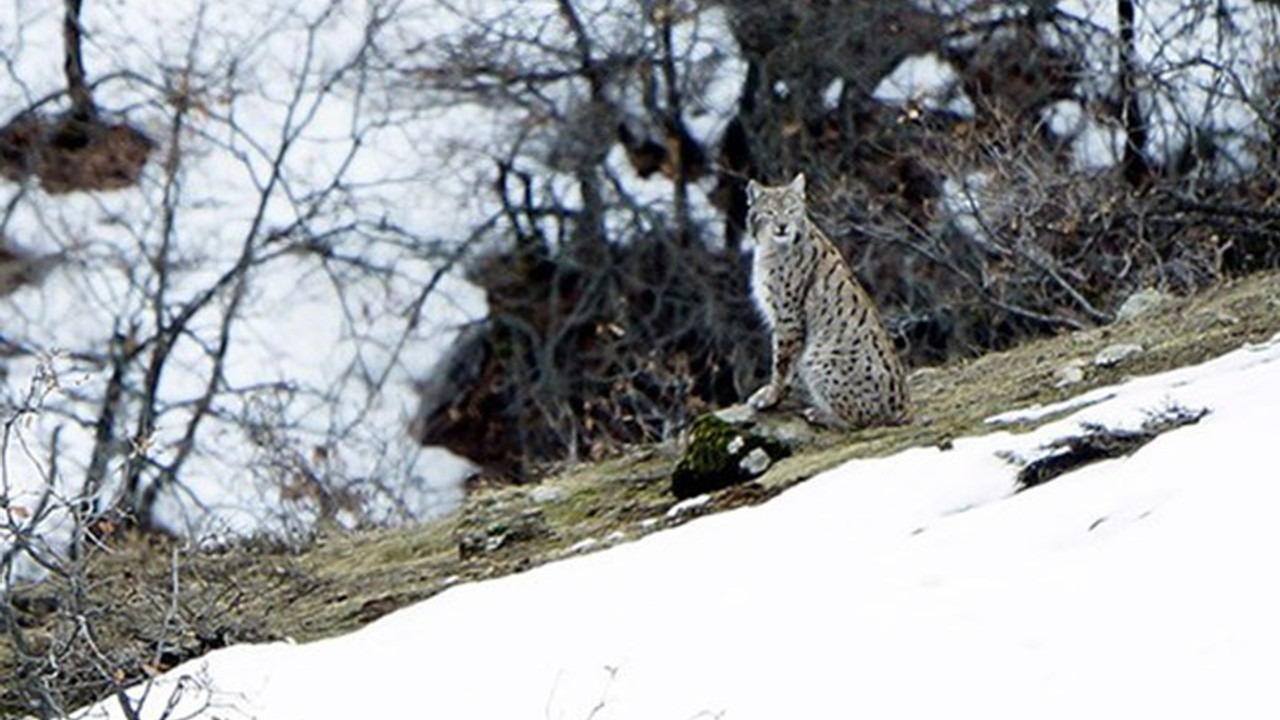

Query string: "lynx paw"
[[748, 385, 781, 410], [802, 407, 834, 427]]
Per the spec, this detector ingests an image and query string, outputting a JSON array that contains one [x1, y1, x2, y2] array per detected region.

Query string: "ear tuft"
[[789, 173, 806, 197]]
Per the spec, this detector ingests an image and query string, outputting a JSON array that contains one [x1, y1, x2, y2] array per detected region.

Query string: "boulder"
[[1115, 288, 1169, 322], [670, 410, 793, 499]]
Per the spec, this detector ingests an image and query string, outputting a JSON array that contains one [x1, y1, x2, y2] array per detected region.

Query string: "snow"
[[879, 0, 1278, 174], [77, 333, 1280, 719], [872, 52, 974, 119], [1050, 0, 1275, 174]]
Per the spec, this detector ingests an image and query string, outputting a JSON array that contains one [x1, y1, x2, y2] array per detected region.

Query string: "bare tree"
[[3, 0, 478, 538], [2, 0, 504, 712], [705, 0, 1280, 359], [1116, 0, 1151, 186], [1, 357, 227, 718], [397, 0, 763, 480]]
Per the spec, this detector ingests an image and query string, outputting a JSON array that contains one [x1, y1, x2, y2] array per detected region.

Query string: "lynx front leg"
[[749, 319, 803, 410]]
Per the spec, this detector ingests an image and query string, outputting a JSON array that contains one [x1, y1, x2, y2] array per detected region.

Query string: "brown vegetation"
[[0, 112, 153, 194], [415, 236, 767, 482]]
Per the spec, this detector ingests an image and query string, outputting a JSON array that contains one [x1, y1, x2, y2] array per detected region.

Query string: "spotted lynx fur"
[[746, 173, 908, 428]]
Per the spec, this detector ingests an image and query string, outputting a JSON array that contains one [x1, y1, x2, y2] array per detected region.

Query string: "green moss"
[[671, 414, 792, 498]]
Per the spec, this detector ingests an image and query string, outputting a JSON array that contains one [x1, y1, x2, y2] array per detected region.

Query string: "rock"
[[1093, 343, 1143, 368], [456, 487, 554, 558], [528, 485, 565, 504], [1189, 311, 1239, 331], [713, 402, 821, 446], [1054, 359, 1087, 387], [670, 412, 793, 499], [740, 447, 773, 475], [666, 494, 711, 518], [1115, 288, 1169, 322], [712, 403, 757, 424], [1013, 404, 1208, 490]]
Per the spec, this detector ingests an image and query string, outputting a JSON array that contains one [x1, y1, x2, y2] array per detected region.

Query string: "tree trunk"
[[1117, 0, 1149, 187], [657, 3, 693, 247], [63, 0, 97, 120]]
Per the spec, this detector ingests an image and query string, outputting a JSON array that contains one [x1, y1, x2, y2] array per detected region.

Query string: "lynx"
[[746, 173, 908, 428]]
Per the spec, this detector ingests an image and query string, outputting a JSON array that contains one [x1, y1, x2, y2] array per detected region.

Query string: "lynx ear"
[[789, 173, 806, 197], [746, 179, 762, 204]]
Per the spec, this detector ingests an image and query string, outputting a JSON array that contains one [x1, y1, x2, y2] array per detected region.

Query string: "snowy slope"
[[79, 332, 1280, 720]]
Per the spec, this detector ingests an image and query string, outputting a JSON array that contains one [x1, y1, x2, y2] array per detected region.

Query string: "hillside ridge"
[[6, 268, 1280, 715]]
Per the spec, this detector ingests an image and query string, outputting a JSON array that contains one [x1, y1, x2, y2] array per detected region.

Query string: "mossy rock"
[[671, 413, 793, 499]]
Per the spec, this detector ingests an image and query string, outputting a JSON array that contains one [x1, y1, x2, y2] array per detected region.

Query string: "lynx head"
[[746, 173, 807, 247]]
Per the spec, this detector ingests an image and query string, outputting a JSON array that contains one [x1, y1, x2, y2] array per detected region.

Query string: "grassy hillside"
[[6, 269, 1280, 715]]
